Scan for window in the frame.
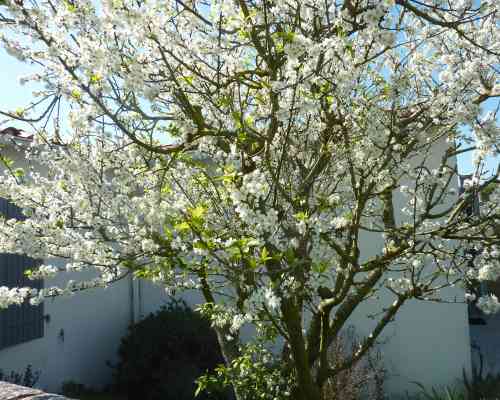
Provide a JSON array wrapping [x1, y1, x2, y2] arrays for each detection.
[[459, 175, 489, 325], [0, 198, 44, 349]]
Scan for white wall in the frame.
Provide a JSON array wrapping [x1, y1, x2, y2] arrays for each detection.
[[0, 273, 131, 392], [349, 284, 471, 396], [347, 136, 472, 396]]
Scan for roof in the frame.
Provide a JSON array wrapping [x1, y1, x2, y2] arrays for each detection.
[[0, 127, 34, 141]]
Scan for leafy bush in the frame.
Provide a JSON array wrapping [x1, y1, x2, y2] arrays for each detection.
[[463, 347, 500, 400], [196, 341, 293, 400], [109, 299, 229, 400], [407, 383, 465, 400], [61, 380, 94, 397], [0, 364, 40, 387], [61, 380, 126, 400]]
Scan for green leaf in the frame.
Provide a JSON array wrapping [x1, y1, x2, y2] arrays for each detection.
[[58, 180, 69, 192], [237, 130, 247, 142], [90, 73, 102, 83], [183, 76, 194, 85], [237, 29, 251, 41], [248, 258, 257, 269], [313, 262, 328, 273], [260, 247, 271, 263], [0, 155, 14, 168], [217, 95, 231, 108], [294, 211, 308, 221], [284, 248, 295, 264], [71, 89, 81, 100], [190, 205, 207, 220], [63, 0, 77, 12], [345, 43, 355, 58], [174, 221, 191, 232]]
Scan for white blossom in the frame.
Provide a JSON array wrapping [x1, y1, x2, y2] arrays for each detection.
[[477, 295, 500, 315]]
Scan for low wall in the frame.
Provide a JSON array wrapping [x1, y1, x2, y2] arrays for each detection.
[[0, 381, 72, 399]]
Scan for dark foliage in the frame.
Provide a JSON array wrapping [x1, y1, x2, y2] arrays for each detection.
[[0, 364, 40, 388], [463, 345, 500, 400], [61, 380, 92, 397], [109, 299, 229, 400]]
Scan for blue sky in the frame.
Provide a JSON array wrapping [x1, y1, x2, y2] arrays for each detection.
[[0, 48, 497, 177], [0, 47, 40, 119]]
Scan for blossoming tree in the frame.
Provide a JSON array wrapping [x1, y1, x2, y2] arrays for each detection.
[[0, 0, 499, 398]]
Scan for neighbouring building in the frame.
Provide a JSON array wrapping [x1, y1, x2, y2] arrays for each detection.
[[459, 174, 500, 375]]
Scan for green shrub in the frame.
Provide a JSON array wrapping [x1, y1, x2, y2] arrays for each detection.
[[61, 380, 92, 397], [0, 364, 40, 388], [407, 383, 465, 400], [196, 341, 293, 400], [463, 348, 500, 400], [61, 380, 127, 400], [109, 299, 229, 400]]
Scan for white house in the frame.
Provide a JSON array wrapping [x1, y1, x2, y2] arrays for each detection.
[[0, 127, 472, 396]]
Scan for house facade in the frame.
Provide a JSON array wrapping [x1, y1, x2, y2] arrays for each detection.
[[0, 127, 472, 395]]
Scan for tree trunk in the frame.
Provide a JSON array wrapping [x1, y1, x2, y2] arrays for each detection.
[[281, 299, 323, 400], [213, 326, 243, 400]]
